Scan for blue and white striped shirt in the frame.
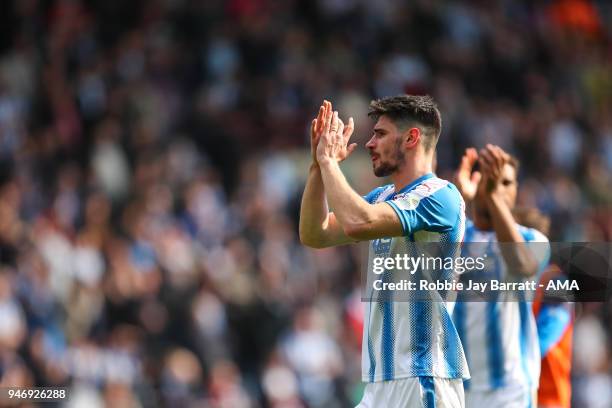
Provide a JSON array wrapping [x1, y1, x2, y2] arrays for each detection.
[[362, 173, 470, 382], [452, 220, 549, 391]]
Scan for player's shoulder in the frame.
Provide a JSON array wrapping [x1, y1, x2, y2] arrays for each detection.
[[395, 176, 459, 200], [410, 176, 450, 197], [393, 177, 464, 228], [410, 177, 463, 211], [517, 224, 549, 243]]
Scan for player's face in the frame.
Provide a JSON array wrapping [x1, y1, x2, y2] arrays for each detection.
[[496, 163, 518, 208], [365, 116, 406, 177]]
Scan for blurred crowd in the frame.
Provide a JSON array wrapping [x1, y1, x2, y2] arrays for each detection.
[[0, 0, 611, 407]]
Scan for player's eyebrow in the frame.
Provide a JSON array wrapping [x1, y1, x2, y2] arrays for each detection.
[[373, 127, 387, 135]]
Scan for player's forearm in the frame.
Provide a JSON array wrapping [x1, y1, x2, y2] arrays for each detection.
[[318, 159, 374, 238], [486, 194, 538, 276], [299, 164, 331, 247]]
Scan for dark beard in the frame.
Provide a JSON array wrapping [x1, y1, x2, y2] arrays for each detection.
[[373, 161, 399, 177], [372, 138, 405, 177]]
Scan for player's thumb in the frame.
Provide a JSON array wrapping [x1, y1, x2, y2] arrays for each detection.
[[347, 143, 358, 156], [471, 171, 482, 185]]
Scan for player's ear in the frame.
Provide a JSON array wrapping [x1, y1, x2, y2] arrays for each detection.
[[405, 127, 420, 149]]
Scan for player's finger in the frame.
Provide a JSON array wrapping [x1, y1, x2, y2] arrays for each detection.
[[495, 146, 510, 165], [323, 104, 333, 133], [484, 147, 501, 175], [319, 102, 328, 131], [337, 119, 345, 142], [458, 155, 469, 174], [490, 144, 506, 165], [486, 144, 502, 164], [500, 148, 511, 163], [461, 151, 473, 168], [478, 156, 492, 175], [460, 148, 476, 172], [491, 146, 506, 175], [315, 106, 325, 133], [343, 117, 355, 141], [467, 148, 479, 164], [478, 149, 489, 166], [479, 148, 496, 167], [346, 143, 358, 157], [317, 102, 325, 121], [320, 101, 327, 127], [330, 111, 339, 133], [471, 171, 482, 186], [311, 119, 317, 139]]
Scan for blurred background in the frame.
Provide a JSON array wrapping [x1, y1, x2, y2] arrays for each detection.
[[0, 0, 610, 406]]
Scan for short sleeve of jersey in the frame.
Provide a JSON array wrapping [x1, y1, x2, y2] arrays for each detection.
[[520, 226, 551, 277], [386, 183, 463, 236]]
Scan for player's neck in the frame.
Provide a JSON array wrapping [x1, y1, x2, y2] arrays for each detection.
[[391, 155, 433, 192], [473, 218, 492, 231], [472, 206, 493, 230]]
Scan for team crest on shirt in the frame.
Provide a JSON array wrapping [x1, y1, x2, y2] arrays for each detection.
[[393, 193, 421, 210]]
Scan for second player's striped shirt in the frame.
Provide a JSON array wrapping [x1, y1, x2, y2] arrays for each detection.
[[452, 220, 549, 392]]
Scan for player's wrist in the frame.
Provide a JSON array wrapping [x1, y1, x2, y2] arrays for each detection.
[[317, 157, 338, 168], [484, 190, 505, 208], [483, 177, 505, 196], [460, 191, 475, 202]]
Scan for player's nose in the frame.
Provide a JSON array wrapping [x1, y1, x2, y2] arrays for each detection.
[[365, 136, 376, 149]]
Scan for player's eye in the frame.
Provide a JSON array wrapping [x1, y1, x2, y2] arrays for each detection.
[[373, 128, 386, 136]]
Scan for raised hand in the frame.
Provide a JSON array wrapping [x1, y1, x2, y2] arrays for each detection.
[[310, 101, 329, 165], [315, 102, 357, 164], [478, 144, 510, 193], [454, 148, 482, 201], [316, 110, 357, 164]]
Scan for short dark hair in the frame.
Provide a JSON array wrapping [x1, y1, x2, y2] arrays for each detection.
[[368, 94, 442, 151]]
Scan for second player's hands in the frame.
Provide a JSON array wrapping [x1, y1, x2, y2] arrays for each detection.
[[454, 148, 482, 202], [478, 144, 510, 195]]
